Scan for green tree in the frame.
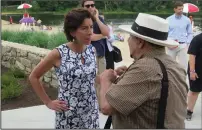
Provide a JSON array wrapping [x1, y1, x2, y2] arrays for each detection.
[[30, 0, 40, 12]]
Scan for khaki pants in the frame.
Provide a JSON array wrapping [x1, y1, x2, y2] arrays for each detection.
[[166, 44, 188, 71], [95, 56, 106, 109]]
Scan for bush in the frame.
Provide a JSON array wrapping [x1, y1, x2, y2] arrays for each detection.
[[24, 32, 49, 48], [47, 32, 67, 49], [11, 67, 26, 78], [1, 70, 23, 100], [2, 30, 67, 49], [1, 71, 16, 88], [2, 83, 23, 100]]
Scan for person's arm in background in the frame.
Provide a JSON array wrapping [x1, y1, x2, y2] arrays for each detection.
[[107, 34, 115, 43], [91, 33, 106, 41], [189, 54, 198, 80], [107, 25, 115, 43], [166, 16, 178, 49], [189, 54, 196, 73], [94, 9, 110, 37], [186, 20, 193, 44]]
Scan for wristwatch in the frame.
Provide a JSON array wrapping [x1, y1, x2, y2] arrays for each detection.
[[190, 70, 196, 73]]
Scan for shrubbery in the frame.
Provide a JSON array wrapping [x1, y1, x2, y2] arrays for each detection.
[[1, 67, 26, 100], [2, 30, 67, 49]]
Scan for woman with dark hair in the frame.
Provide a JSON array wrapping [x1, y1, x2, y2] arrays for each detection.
[[29, 8, 99, 129]]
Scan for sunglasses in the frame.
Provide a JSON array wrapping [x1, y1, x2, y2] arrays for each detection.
[[85, 4, 95, 8]]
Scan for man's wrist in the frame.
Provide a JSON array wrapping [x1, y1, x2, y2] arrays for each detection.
[[95, 16, 100, 21], [190, 70, 195, 73], [100, 77, 111, 83], [100, 77, 112, 86]]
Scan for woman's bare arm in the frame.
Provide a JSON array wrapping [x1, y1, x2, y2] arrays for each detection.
[[29, 49, 60, 105]]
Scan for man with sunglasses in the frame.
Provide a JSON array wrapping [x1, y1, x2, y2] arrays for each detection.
[[81, 0, 110, 109]]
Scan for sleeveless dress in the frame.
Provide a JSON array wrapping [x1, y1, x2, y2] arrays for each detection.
[[54, 44, 99, 129]]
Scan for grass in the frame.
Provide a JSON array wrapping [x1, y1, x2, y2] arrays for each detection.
[[1, 67, 25, 100], [2, 30, 67, 50]]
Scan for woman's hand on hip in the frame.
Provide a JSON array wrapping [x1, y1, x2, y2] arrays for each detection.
[[46, 100, 69, 112]]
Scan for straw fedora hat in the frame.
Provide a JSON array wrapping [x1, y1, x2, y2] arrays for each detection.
[[119, 13, 179, 47]]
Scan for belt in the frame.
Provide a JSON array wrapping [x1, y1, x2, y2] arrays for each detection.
[[97, 56, 104, 58]]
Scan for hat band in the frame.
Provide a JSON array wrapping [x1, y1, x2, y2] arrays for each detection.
[[131, 22, 168, 40]]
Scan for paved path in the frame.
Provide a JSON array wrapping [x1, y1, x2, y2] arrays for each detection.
[[2, 62, 201, 129], [2, 94, 201, 129]]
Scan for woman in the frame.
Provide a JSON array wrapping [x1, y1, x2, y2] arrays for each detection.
[[23, 11, 29, 18], [29, 8, 99, 129], [187, 33, 202, 121]]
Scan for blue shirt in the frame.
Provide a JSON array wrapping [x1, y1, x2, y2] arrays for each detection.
[[166, 14, 193, 44], [91, 16, 107, 57]]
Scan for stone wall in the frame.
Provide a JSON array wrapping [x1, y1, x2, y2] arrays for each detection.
[[1, 40, 59, 88]]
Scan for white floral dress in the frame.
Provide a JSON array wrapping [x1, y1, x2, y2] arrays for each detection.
[[54, 44, 99, 129]]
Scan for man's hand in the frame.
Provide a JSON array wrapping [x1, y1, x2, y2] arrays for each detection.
[[94, 9, 99, 20], [100, 69, 117, 83], [115, 66, 127, 76], [190, 72, 199, 81]]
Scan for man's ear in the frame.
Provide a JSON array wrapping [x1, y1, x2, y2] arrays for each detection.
[[138, 38, 145, 49]]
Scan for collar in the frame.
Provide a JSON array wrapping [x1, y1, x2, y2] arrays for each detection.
[[134, 47, 166, 60], [174, 14, 182, 19]]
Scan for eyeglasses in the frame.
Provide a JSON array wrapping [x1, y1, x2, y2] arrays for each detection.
[[84, 4, 95, 8]]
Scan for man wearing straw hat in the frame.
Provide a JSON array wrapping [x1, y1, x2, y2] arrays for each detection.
[[99, 13, 188, 129]]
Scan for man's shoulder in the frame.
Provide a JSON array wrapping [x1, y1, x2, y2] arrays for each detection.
[[166, 14, 174, 20], [135, 57, 158, 66], [129, 57, 161, 75], [195, 33, 202, 39], [192, 33, 202, 43], [182, 15, 190, 21]]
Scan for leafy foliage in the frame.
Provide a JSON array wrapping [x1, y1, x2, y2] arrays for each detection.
[[2, 30, 67, 50], [1, 70, 23, 100]]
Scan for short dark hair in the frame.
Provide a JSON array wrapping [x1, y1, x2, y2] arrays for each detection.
[[64, 8, 94, 41], [81, 0, 95, 7], [174, 1, 184, 8]]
